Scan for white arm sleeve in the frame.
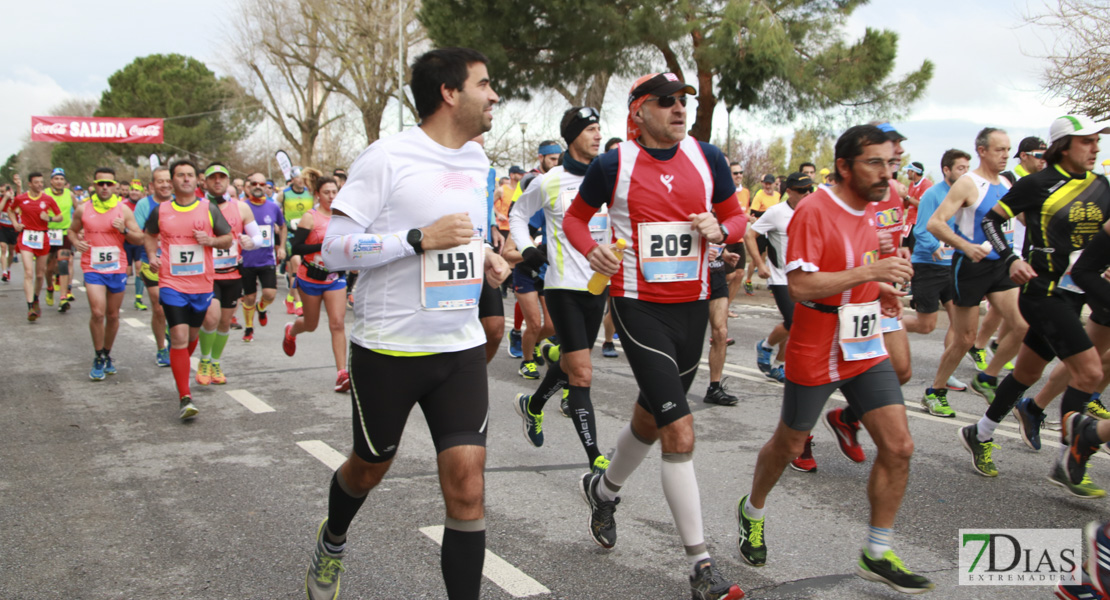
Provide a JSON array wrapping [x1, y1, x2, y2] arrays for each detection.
[[509, 175, 544, 251], [243, 220, 265, 247], [321, 213, 414, 271]]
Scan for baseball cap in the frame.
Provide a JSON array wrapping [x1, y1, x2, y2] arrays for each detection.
[[785, 172, 813, 190], [628, 73, 697, 106], [204, 164, 230, 178], [904, 162, 924, 174], [508, 165, 525, 175], [761, 174, 776, 184], [875, 122, 907, 142], [1049, 115, 1110, 144], [1013, 136, 1047, 158], [50, 167, 66, 178], [819, 167, 830, 176], [74, 185, 83, 190]]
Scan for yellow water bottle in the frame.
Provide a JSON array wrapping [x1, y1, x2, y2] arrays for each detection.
[[588, 238, 626, 295]]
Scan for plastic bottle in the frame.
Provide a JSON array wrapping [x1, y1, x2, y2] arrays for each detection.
[[587, 238, 626, 295]]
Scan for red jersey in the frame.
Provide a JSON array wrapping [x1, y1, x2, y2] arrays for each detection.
[[213, 198, 244, 281], [784, 187, 884, 385], [80, 202, 128, 275], [12, 192, 61, 231], [873, 185, 905, 258], [905, 177, 932, 226], [297, 209, 337, 284]]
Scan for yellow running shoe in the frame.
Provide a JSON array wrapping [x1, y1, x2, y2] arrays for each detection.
[[195, 360, 212, 386], [210, 361, 226, 385]]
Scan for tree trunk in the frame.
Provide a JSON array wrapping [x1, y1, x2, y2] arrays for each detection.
[[689, 27, 716, 142], [360, 101, 387, 144], [584, 71, 611, 112]]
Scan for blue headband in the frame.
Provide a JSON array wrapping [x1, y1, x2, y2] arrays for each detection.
[[538, 144, 562, 156]]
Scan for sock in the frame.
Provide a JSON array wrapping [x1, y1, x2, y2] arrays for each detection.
[[198, 327, 216, 361], [985, 374, 1028, 422], [660, 454, 708, 572], [1027, 401, 1044, 416], [743, 496, 765, 520], [976, 415, 999, 442], [134, 276, 144, 299], [842, 404, 860, 425], [27, 301, 33, 310], [286, 292, 294, 302], [96, 348, 106, 359], [528, 361, 567, 413], [566, 386, 601, 464], [866, 525, 893, 557], [442, 519, 485, 600], [1079, 415, 1106, 448], [259, 298, 269, 312], [1063, 385, 1091, 418], [598, 421, 654, 501], [325, 470, 368, 544], [990, 340, 1000, 353], [211, 330, 230, 361], [708, 381, 721, 391], [977, 372, 998, 386], [242, 302, 255, 328], [514, 303, 523, 330], [760, 339, 773, 351], [170, 348, 191, 398], [187, 336, 198, 355]]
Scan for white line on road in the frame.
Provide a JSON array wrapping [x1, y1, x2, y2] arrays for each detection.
[[78, 286, 86, 292], [146, 335, 156, 343], [419, 525, 551, 598], [123, 317, 144, 328], [297, 440, 346, 470], [226, 389, 275, 413]]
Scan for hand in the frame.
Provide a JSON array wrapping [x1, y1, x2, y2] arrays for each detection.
[[491, 228, 505, 252], [521, 246, 546, 270], [897, 246, 911, 260], [878, 231, 895, 255], [757, 265, 770, 279], [723, 250, 740, 268], [932, 248, 945, 262], [587, 243, 622, 276], [869, 256, 914, 284], [194, 230, 215, 246], [148, 256, 161, 274], [484, 247, 510, 287], [688, 212, 723, 243], [74, 240, 90, 253], [240, 233, 255, 251], [111, 217, 126, 233], [879, 283, 905, 319], [890, 179, 908, 199], [421, 213, 475, 250], [1008, 258, 1037, 285], [276, 245, 286, 262], [14, 223, 23, 232], [962, 242, 989, 263], [707, 246, 720, 261], [39, 211, 53, 223]]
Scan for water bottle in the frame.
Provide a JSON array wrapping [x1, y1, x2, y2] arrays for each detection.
[[587, 239, 626, 295]]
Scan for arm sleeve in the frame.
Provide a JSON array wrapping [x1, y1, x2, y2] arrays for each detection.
[[565, 194, 601, 256], [290, 226, 320, 256], [712, 194, 748, 244], [700, 142, 738, 204], [576, 152, 618, 209], [144, 206, 160, 235], [509, 174, 545, 250], [981, 208, 1016, 263], [320, 213, 415, 271], [243, 220, 265, 247], [209, 203, 232, 236], [1073, 229, 1110, 313]]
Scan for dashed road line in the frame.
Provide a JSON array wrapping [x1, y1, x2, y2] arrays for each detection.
[[123, 317, 144, 328], [297, 440, 346, 470], [420, 525, 551, 598], [226, 389, 275, 413]]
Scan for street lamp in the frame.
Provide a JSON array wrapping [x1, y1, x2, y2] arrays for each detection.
[[520, 122, 528, 167]]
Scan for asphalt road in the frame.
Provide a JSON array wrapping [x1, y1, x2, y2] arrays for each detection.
[[0, 269, 1103, 600]]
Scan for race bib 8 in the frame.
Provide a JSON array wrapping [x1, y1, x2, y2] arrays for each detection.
[[259, 224, 273, 248], [169, 243, 205, 276], [91, 246, 120, 272], [638, 222, 701, 282], [47, 229, 64, 247], [21, 230, 44, 250], [213, 241, 239, 270], [421, 238, 483, 310], [837, 301, 888, 361]]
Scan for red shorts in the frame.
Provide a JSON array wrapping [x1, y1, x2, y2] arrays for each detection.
[[16, 230, 51, 257]]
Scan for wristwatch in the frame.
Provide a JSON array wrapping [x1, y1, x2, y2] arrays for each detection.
[[407, 228, 424, 254], [719, 224, 729, 241]]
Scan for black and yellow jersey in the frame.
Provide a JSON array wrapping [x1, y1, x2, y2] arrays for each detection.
[[997, 164, 1110, 295]]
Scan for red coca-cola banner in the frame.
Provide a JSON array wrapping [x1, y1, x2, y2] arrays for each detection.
[[30, 116, 164, 144]]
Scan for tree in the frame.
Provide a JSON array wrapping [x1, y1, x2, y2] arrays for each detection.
[[1026, 0, 1110, 120], [96, 53, 260, 161], [0, 154, 18, 185], [787, 127, 822, 171], [766, 137, 788, 177]]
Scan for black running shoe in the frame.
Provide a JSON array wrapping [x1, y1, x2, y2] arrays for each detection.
[[704, 382, 739, 406], [579, 472, 619, 549], [855, 549, 935, 594], [690, 558, 745, 600], [735, 495, 766, 567]]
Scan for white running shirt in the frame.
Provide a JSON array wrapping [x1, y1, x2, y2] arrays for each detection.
[[750, 200, 794, 286]]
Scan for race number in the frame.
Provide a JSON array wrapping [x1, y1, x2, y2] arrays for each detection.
[[21, 230, 44, 250], [421, 238, 483, 310], [90, 246, 120, 272], [213, 241, 239, 270], [47, 229, 64, 247], [169, 244, 205, 276], [258, 224, 273, 248], [837, 301, 888, 361], [637, 222, 701, 282]]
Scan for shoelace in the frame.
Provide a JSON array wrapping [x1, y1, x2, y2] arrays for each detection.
[[1090, 399, 1110, 417], [696, 562, 729, 587], [882, 551, 913, 575], [532, 412, 543, 434], [313, 554, 345, 584], [981, 442, 1001, 462], [595, 498, 619, 528], [748, 518, 764, 546]]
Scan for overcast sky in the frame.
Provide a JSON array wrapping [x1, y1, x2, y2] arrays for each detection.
[[2, 0, 1102, 179]]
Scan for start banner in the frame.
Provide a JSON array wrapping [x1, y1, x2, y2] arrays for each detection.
[[31, 116, 164, 144]]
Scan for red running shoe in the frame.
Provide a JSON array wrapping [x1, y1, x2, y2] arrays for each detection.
[[335, 369, 351, 393], [823, 407, 866, 463], [283, 323, 296, 357], [284, 297, 295, 314], [789, 435, 817, 472], [258, 309, 268, 327]]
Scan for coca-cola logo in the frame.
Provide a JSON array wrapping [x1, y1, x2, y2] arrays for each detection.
[[129, 124, 161, 137], [32, 122, 67, 135]]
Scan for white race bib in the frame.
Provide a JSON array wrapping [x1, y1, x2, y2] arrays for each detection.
[[837, 301, 888, 361], [880, 316, 903, 333], [47, 229, 64, 247], [939, 242, 955, 262], [637, 222, 701, 282], [259, 224, 273, 248], [1058, 250, 1084, 294], [169, 244, 205, 276], [213, 241, 239, 270], [0, 211, 12, 225], [21, 230, 44, 250], [91, 246, 120, 272], [421, 238, 483, 310]]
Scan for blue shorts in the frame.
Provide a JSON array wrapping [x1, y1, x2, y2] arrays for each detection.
[[512, 264, 543, 295], [159, 287, 215, 313], [124, 243, 145, 266], [84, 272, 128, 294], [297, 276, 346, 296]]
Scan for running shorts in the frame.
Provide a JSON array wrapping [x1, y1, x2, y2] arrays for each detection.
[[952, 255, 1017, 307], [212, 278, 243, 309], [0, 227, 15, 246], [769, 284, 794, 330], [1019, 291, 1093, 362], [239, 265, 278, 296], [611, 296, 709, 428], [124, 243, 144, 267], [160, 287, 213, 328], [782, 359, 903, 431], [349, 343, 488, 463], [725, 243, 746, 273], [544, 288, 607, 354], [297, 276, 346, 296], [512, 264, 543, 296], [17, 230, 51, 258], [478, 279, 504, 319], [709, 271, 729, 301], [84, 272, 127, 294], [910, 263, 954, 314]]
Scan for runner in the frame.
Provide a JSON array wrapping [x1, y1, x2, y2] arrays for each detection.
[[903, 161, 931, 253], [133, 167, 174, 366], [905, 149, 974, 416], [8, 172, 62, 321], [43, 168, 76, 313], [743, 174, 781, 295], [279, 167, 314, 316], [142, 159, 234, 421], [124, 181, 149, 310], [509, 105, 612, 471], [281, 168, 350, 392], [301, 47, 509, 600], [68, 174, 144, 379], [959, 115, 1110, 495], [472, 134, 506, 364], [924, 128, 1028, 410], [724, 162, 752, 319], [564, 71, 748, 600], [705, 241, 742, 406], [195, 163, 262, 387], [239, 172, 286, 343], [0, 184, 15, 282], [735, 124, 933, 594]]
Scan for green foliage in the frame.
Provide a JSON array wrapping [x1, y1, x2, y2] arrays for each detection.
[[766, 137, 788, 177], [96, 54, 260, 160], [50, 142, 119, 189], [0, 154, 18, 185]]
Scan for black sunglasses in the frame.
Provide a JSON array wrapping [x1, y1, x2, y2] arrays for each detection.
[[647, 95, 687, 108]]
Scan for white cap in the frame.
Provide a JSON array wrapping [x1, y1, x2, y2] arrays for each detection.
[[1048, 115, 1110, 144]]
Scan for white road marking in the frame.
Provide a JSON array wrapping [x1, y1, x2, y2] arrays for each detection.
[[420, 525, 551, 597], [296, 440, 346, 470], [123, 317, 144, 328], [146, 335, 156, 343], [78, 286, 86, 292], [190, 357, 199, 372], [226, 389, 275, 413]]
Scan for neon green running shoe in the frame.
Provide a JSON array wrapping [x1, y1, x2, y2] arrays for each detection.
[[856, 549, 935, 594]]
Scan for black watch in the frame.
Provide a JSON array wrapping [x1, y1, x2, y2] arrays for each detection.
[[407, 228, 424, 254]]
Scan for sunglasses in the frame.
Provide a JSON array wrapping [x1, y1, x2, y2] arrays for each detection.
[[94, 180, 117, 187], [248, 182, 266, 187], [646, 95, 687, 108], [576, 107, 600, 120], [1028, 151, 1045, 159], [731, 171, 743, 176]]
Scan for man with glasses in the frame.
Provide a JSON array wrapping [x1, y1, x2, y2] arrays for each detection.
[[565, 71, 749, 600], [239, 172, 286, 342], [924, 129, 1029, 459], [8, 172, 62, 321], [724, 162, 750, 317]]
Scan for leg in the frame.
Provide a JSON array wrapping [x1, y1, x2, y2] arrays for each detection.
[[103, 289, 124, 351], [323, 288, 348, 371], [481, 316, 503, 364], [975, 302, 1003, 350], [21, 251, 36, 302], [859, 404, 914, 529], [707, 297, 728, 384], [749, 419, 812, 508], [33, 252, 48, 299], [931, 305, 980, 389], [437, 445, 487, 600], [292, 292, 324, 335], [982, 288, 1027, 377], [87, 284, 108, 350], [518, 291, 542, 361], [148, 286, 166, 351]]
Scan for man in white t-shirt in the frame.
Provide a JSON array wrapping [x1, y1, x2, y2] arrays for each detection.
[[302, 47, 509, 600]]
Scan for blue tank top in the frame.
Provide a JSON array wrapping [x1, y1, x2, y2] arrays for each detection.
[[952, 172, 1010, 260]]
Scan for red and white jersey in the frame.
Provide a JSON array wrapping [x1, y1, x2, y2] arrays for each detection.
[[783, 187, 884, 385], [609, 137, 714, 303], [214, 198, 244, 281], [873, 185, 905, 258], [80, 203, 128, 275]]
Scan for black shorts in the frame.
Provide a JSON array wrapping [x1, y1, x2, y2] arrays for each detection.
[[756, 235, 769, 256], [709, 271, 729, 301], [952, 255, 1017, 307], [1019, 291, 1093, 361], [239, 265, 278, 296], [782, 359, 903, 431], [769, 284, 794, 330], [724, 243, 746, 273], [161, 301, 207, 329], [349, 343, 488, 463], [0, 227, 15, 246], [478, 279, 504, 319], [212, 277, 243, 309], [910, 263, 954, 314], [611, 297, 709, 428], [124, 243, 143, 267], [1090, 303, 1110, 328], [544, 288, 607, 354], [512, 264, 543, 296]]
